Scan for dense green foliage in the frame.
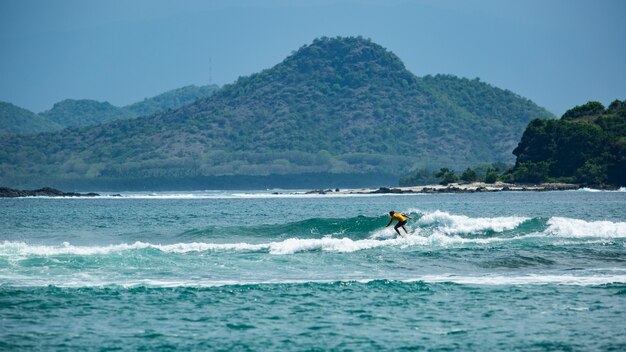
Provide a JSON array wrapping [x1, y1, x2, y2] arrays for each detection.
[[0, 37, 553, 189], [0, 102, 61, 134], [561, 101, 605, 120], [506, 99, 626, 185], [460, 168, 478, 183], [2, 85, 218, 134]]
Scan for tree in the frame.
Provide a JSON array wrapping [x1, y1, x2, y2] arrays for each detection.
[[576, 159, 608, 185], [484, 167, 499, 184], [460, 168, 477, 183], [508, 161, 551, 184], [435, 167, 459, 185]]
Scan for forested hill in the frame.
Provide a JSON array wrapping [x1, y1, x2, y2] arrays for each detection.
[[0, 84, 219, 134], [39, 99, 135, 128], [507, 100, 626, 186], [0, 36, 554, 190], [0, 102, 62, 134]]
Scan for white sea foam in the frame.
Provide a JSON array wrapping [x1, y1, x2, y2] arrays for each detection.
[[0, 240, 268, 256], [577, 187, 626, 192], [267, 237, 385, 254], [0, 233, 526, 259], [546, 217, 626, 238], [3, 274, 624, 288], [416, 210, 529, 235], [400, 273, 626, 286]]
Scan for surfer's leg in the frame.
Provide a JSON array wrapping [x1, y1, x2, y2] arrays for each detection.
[[394, 223, 403, 237], [396, 220, 408, 236]]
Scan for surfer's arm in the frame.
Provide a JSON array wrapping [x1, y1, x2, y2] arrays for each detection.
[[404, 214, 413, 220], [386, 219, 393, 227]]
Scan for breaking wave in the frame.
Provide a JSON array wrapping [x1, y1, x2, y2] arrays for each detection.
[[1, 211, 624, 257]]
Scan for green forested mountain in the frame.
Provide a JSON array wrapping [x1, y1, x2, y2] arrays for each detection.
[[506, 100, 626, 186], [1, 84, 219, 134], [0, 102, 61, 134], [0, 37, 554, 190]]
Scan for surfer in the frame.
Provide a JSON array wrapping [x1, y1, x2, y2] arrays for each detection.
[[386, 211, 412, 237]]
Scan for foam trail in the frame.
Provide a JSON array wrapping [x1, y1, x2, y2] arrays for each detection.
[[546, 217, 626, 238]]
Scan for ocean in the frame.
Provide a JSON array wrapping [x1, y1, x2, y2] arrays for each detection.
[[1, 190, 625, 350]]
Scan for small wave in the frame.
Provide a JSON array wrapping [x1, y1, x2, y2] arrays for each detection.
[[3, 274, 624, 288], [401, 273, 626, 286], [0, 232, 529, 259], [546, 217, 626, 238], [577, 187, 626, 192], [0, 241, 267, 256]]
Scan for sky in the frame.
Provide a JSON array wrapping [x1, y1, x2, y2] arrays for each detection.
[[0, 0, 624, 115]]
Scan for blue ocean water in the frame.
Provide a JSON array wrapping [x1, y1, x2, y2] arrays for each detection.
[[1, 190, 625, 350]]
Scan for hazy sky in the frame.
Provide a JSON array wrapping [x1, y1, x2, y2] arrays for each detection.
[[0, 0, 624, 115]]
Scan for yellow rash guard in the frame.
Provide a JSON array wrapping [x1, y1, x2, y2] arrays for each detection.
[[392, 213, 407, 222]]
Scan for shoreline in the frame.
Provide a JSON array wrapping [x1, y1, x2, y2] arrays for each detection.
[[2, 183, 623, 198], [309, 182, 588, 195]]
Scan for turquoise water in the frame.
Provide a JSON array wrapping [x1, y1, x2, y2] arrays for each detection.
[[1, 190, 625, 350]]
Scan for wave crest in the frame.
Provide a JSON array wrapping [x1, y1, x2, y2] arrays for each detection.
[[546, 217, 626, 238], [416, 210, 528, 235]]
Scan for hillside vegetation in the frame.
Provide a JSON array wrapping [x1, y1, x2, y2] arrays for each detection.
[[0, 84, 219, 134], [0, 102, 62, 134], [0, 37, 553, 189], [506, 100, 626, 186], [39, 100, 135, 128]]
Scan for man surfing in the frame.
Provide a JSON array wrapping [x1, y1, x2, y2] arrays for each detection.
[[386, 211, 413, 237]]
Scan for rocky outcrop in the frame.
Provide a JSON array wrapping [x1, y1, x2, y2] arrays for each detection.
[[0, 187, 99, 198], [355, 183, 582, 194]]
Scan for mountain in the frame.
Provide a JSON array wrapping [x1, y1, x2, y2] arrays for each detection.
[[0, 102, 61, 134], [39, 99, 135, 128], [1, 84, 219, 134], [126, 85, 220, 117], [0, 36, 554, 190], [506, 100, 626, 186]]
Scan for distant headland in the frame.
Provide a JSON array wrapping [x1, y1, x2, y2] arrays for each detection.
[[306, 182, 587, 195], [0, 187, 99, 198]]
